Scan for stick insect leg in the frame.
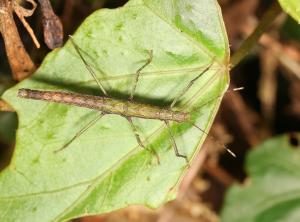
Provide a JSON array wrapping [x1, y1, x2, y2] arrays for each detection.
[[170, 59, 215, 108], [126, 117, 146, 149], [129, 50, 153, 100], [54, 112, 105, 153], [164, 120, 189, 164], [69, 35, 108, 96], [126, 117, 160, 164]]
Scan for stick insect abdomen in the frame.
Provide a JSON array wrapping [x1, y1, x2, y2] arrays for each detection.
[[18, 88, 190, 122]]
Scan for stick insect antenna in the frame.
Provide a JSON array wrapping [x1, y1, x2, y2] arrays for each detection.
[[129, 50, 153, 100], [69, 35, 108, 96], [189, 86, 244, 114], [170, 59, 215, 109], [179, 87, 244, 157], [191, 122, 236, 157]]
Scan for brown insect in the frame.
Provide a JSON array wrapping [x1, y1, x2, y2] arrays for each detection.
[[18, 37, 234, 163]]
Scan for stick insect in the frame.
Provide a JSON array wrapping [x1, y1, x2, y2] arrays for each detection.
[[18, 37, 233, 163]]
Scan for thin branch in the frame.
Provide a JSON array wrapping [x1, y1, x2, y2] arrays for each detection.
[[0, 0, 36, 81], [230, 1, 282, 67], [13, 0, 40, 48], [38, 0, 63, 49]]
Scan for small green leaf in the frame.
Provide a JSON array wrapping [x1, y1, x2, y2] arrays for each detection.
[[221, 134, 300, 222], [278, 0, 300, 23], [0, 112, 17, 143], [281, 16, 300, 41], [0, 0, 229, 221]]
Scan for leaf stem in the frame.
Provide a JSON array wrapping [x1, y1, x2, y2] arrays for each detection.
[[230, 1, 282, 67]]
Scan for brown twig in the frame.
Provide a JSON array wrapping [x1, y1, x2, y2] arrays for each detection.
[[260, 34, 300, 80], [13, 0, 40, 48], [0, 0, 36, 81], [258, 48, 278, 126], [204, 160, 235, 187], [178, 144, 209, 199], [38, 0, 63, 49]]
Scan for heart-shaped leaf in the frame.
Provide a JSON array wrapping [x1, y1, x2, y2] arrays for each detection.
[[278, 0, 300, 22], [221, 134, 300, 222], [0, 0, 229, 221]]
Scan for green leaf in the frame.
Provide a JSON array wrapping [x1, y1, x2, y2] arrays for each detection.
[[278, 0, 300, 23], [281, 16, 300, 41], [0, 112, 17, 143], [0, 0, 229, 221], [221, 134, 300, 222]]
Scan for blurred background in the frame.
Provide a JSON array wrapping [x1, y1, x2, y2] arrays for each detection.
[[0, 0, 300, 221]]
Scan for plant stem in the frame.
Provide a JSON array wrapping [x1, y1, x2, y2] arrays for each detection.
[[230, 1, 282, 68]]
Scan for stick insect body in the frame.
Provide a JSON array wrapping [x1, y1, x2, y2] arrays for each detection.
[[18, 89, 190, 123], [18, 37, 219, 163]]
